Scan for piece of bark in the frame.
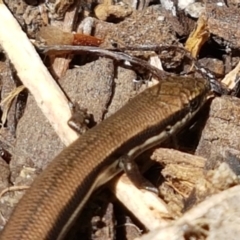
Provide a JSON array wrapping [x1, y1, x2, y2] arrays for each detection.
[[151, 148, 206, 216], [185, 14, 209, 58]]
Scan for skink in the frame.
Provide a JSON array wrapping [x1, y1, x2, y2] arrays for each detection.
[[0, 76, 211, 240]]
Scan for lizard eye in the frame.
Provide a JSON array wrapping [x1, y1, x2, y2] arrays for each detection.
[[190, 98, 200, 112]]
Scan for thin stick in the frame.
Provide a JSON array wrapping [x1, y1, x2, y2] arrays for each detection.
[[0, 1, 78, 145]]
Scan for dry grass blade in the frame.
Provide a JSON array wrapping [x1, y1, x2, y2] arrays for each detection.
[[0, 85, 25, 127]]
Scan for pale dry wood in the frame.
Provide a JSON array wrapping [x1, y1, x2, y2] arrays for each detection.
[[177, 181, 240, 223], [110, 174, 171, 231], [222, 61, 240, 89], [0, 2, 78, 145], [149, 55, 163, 86], [139, 185, 240, 240]]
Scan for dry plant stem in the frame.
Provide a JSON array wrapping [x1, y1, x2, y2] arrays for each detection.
[[42, 44, 229, 95], [139, 185, 240, 240], [0, 2, 78, 145], [52, 5, 78, 78], [0, 186, 29, 199], [42, 45, 167, 80], [0, 85, 25, 126], [110, 175, 170, 231]]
